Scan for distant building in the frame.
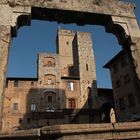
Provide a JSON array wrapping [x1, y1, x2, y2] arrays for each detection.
[[104, 50, 140, 122], [2, 29, 100, 132], [2, 29, 115, 132]]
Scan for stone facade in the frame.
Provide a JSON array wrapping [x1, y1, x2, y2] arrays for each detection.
[[104, 50, 140, 122], [2, 29, 99, 132], [2, 78, 39, 131]]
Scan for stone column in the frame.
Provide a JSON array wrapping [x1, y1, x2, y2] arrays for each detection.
[[129, 37, 140, 81], [0, 25, 11, 130], [111, 16, 140, 81], [0, 4, 31, 130], [110, 15, 140, 108]]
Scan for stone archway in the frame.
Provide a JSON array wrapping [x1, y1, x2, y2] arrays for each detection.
[[100, 103, 114, 123], [0, 0, 140, 130]]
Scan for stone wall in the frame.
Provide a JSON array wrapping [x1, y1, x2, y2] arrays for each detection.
[[2, 78, 38, 132], [75, 32, 98, 109], [1, 122, 140, 140], [0, 0, 135, 18]]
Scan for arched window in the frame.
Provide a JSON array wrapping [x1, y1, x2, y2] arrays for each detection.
[[101, 103, 113, 123], [44, 57, 55, 67], [44, 91, 56, 112], [44, 74, 56, 85], [44, 91, 56, 103]]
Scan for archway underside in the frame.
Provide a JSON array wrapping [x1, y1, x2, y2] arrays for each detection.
[[13, 7, 130, 46]]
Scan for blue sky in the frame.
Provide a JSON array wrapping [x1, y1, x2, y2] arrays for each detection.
[[7, 0, 140, 88]]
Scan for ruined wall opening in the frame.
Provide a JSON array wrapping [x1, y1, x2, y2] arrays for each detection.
[[8, 18, 122, 88], [1, 0, 140, 133], [8, 20, 58, 78]]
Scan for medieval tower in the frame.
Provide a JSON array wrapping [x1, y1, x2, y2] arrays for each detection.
[[2, 29, 98, 132]]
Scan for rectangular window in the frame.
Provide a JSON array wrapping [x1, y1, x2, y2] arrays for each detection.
[[48, 61, 52, 67], [48, 79, 52, 84], [67, 81, 74, 91], [86, 64, 89, 71], [119, 98, 125, 110], [31, 104, 36, 112], [128, 93, 135, 107], [14, 80, 19, 87], [68, 99, 76, 109], [13, 103, 18, 111], [48, 96, 52, 102]]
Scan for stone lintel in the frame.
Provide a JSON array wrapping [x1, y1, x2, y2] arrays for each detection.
[[0, 0, 136, 18]]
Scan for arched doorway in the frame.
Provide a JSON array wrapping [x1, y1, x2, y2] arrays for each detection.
[[100, 103, 115, 123], [44, 91, 56, 112]]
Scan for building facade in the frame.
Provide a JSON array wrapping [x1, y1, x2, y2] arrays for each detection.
[[104, 50, 140, 122], [2, 29, 100, 132]]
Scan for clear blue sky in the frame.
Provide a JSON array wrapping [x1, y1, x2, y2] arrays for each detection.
[[7, 0, 140, 88]]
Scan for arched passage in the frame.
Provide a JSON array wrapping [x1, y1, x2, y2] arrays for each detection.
[[100, 103, 114, 123]]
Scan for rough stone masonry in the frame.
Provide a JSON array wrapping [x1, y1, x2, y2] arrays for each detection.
[[0, 0, 140, 131]]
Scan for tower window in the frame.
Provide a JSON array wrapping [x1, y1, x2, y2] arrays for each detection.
[[66, 41, 69, 45], [31, 104, 36, 112], [48, 61, 52, 67], [86, 64, 89, 71], [13, 103, 18, 111], [44, 74, 56, 85], [48, 79, 52, 84], [48, 96, 53, 102], [44, 57, 55, 67], [67, 81, 75, 91]]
